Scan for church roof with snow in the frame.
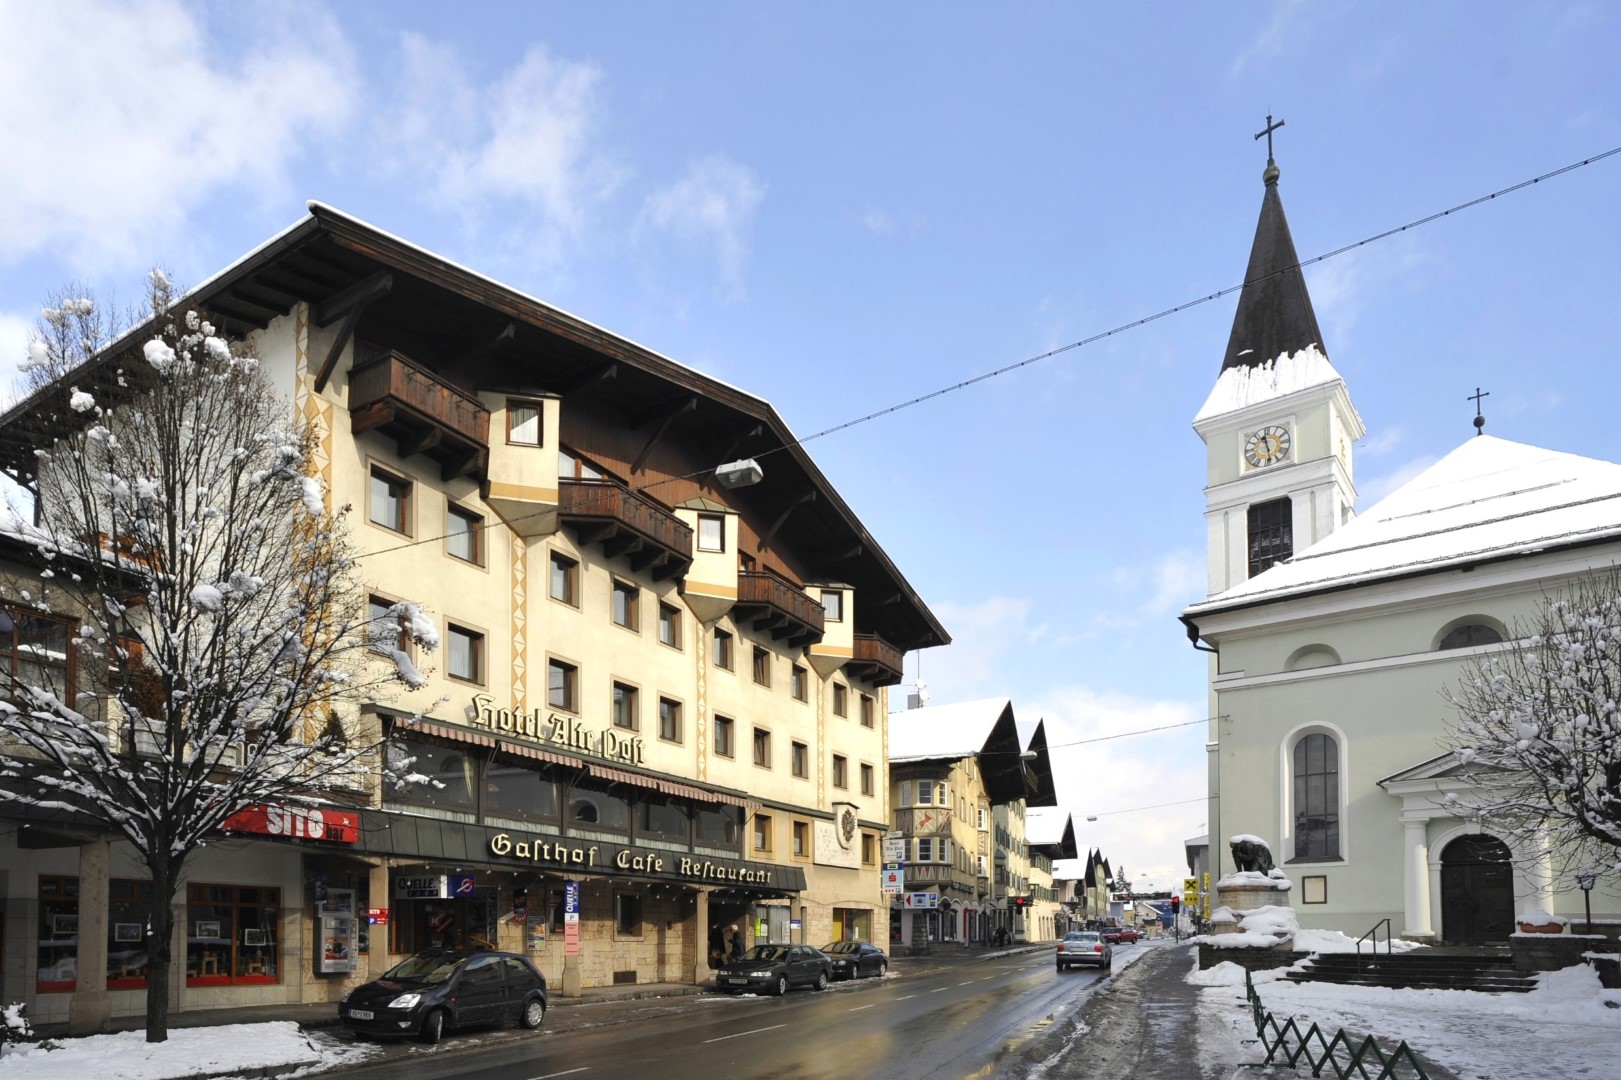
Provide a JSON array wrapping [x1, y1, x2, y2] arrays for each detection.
[[1184, 435, 1621, 616]]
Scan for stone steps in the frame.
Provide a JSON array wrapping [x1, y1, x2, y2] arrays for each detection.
[[1286, 950, 1537, 993]]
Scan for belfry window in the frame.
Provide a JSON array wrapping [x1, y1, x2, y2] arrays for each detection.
[[1247, 497, 1293, 577]]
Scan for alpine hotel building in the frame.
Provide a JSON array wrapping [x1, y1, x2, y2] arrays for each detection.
[[0, 203, 948, 1029]]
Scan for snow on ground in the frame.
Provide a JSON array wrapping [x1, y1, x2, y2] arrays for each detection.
[[0, 1021, 372, 1080], [1190, 959, 1621, 1079]]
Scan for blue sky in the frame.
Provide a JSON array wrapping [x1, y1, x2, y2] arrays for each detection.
[[3, 1, 1618, 892]]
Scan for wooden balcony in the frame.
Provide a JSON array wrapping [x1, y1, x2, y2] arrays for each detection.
[[847, 632, 904, 686], [735, 570, 825, 649], [349, 351, 489, 480], [559, 479, 692, 582]]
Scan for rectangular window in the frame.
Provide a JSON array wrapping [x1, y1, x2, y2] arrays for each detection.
[[186, 883, 281, 987], [917, 837, 934, 863], [832, 683, 848, 717], [753, 727, 770, 768], [861, 834, 875, 866], [790, 665, 807, 702], [615, 893, 643, 936], [791, 740, 808, 778], [714, 715, 734, 758], [1248, 496, 1294, 577], [508, 400, 543, 446], [366, 595, 403, 655], [753, 813, 772, 852], [821, 589, 843, 622], [713, 628, 734, 670], [548, 658, 578, 712], [658, 697, 682, 743], [612, 581, 639, 631], [612, 682, 638, 730], [549, 552, 578, 606], [792, 821, 809, 857], [916, 779, 934, 805], [832, 754, 848, 789], [368, 466, 410, 534], [752, 646, 770, 686], [447, 624, 483, 684], [36, 875, 79, 991], [860, 763, 874, 796], [446, 504, 482, 564], [697, 514, 725, 552], [658, 602, 682, 649], [860, 693, 874, 728]]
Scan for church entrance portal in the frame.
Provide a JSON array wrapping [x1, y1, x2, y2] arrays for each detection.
[[1440, 834, 1515, 943]]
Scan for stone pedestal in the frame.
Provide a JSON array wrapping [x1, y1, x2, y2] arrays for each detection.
[[1207, 871, 1296, 949]]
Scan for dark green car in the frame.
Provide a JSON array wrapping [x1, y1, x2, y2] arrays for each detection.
[[715, 944, 833, 995]]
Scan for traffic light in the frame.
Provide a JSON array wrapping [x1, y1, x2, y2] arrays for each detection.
[[1013, 896, 1027, 909], [1171, 896, 1181, 914]]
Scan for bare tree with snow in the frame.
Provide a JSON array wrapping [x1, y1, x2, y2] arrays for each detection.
[[1443, 570, 1621, 884], [0, 302, 435, 1042]]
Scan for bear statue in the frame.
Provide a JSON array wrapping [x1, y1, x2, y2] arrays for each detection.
[[1229, 836, 1276, 875]]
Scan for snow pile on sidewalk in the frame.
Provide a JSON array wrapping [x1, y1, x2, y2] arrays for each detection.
[[0, 1021, 370, 1080], [1188, 958, 1621, 1077]]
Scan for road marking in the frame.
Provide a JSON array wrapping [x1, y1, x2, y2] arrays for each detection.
[[959, 981, 975, 986], [705, 1024, 786, 1044], [848, 1003, 879, 1012], [528, 1070, 589, 1080], [896, 994, 916, 1000], [930, 987, 949, 993], [980, 977, 996, 982]]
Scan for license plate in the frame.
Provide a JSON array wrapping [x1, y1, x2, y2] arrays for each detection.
[[348, 1009, 374, 1020], [723, 976, 747, 984]]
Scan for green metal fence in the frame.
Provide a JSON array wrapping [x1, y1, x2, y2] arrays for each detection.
[[1241, 969, 1430, 1079]]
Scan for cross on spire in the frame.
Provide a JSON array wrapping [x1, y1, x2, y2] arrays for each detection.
[[1468, 386, 1490, 436], [1254, 114, 1285, 164]]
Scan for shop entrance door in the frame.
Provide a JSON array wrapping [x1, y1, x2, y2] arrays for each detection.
[[1440, 834, 1515, 943]]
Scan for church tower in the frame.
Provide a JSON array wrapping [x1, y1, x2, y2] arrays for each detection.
[[1193, 128, 1365, 598]]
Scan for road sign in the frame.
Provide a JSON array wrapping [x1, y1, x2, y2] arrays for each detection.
[[904, 891, 939, 909], [883, 838, 906, 863], [881, 866, 905, 893]]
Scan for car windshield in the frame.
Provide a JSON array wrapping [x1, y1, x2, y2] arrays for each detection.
[[383, 952, 467, 984], [821, 942, 860, 954], [1071, 933, 1100, 944], [739, 945, 785, 963]]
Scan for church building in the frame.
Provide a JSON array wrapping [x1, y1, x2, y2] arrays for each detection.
[[1181, 146, 1621, 942]]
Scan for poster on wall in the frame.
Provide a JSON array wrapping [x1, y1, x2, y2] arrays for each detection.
[[563, 879, 580, 956], [317, 888, 358, 974]]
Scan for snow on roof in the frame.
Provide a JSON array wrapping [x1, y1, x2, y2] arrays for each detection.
[[1187, 435, 1621, 615], [887, 697, 1010, 761], [1193, 344, 1344, 423], [1025, 805, 1069, 845]]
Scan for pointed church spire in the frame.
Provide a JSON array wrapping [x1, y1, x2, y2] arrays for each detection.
[[1221, 121, 1326, 372]]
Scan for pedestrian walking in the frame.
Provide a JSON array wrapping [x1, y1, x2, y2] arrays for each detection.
[[726, 923, 744, 963]]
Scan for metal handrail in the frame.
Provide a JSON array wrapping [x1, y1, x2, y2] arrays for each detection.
[[1354, 917, 1393, 974]]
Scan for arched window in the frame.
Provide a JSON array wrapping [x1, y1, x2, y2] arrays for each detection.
[[1292, 733, 1340, 860], [1286, 644, 1341, 671], [1438, 623, 1503, 650]]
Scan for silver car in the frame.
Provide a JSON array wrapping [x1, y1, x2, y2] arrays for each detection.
[[1056, 930, 1112, 971]]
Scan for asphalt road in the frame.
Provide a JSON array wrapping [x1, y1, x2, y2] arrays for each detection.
[[320, 945, 1124, 1080]]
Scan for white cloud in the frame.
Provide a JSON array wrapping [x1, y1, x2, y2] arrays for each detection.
[[859, 208, 897, 235], [916, 595, 1040, 701], [0, 0, 356, 271], [640, 156, 767, 298], [1356, 425, 1405, 457], [1230, 0, 1315, 79], [0, 311, 34, 407], [1107, 549, 1206, 622]]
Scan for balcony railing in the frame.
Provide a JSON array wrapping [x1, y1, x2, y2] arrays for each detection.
[[349, 350, 490, 480], [735, 570, 825, 649], [847, 632, 904, 686], [558, 479, 693, 582]]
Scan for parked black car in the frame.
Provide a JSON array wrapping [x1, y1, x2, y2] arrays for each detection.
[[339, 948, 547, 1043], [714, 944, 833, 995], [820, 940, 888, 980]]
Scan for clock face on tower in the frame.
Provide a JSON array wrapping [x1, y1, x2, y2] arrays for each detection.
[[1244, 424, 1292, 468]]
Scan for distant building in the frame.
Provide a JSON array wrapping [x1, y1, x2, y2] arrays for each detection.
[[887, 698, 1060, 949]]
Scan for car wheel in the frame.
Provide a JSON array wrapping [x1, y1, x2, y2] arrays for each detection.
[[814, 971, 829, 991], [875, 961, 887, 978], [773, 975, 789, 996], [521, 997, 546, 1029], [418, 1009, 447, 1045]]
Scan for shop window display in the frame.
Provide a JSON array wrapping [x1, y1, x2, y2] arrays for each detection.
[[36, 875, 79, 992], [186, 883, 280, 985], [107, 878, 154, 989]]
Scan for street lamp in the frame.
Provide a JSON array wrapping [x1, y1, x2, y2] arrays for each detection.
[[1577, 870, 1598, 935]]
